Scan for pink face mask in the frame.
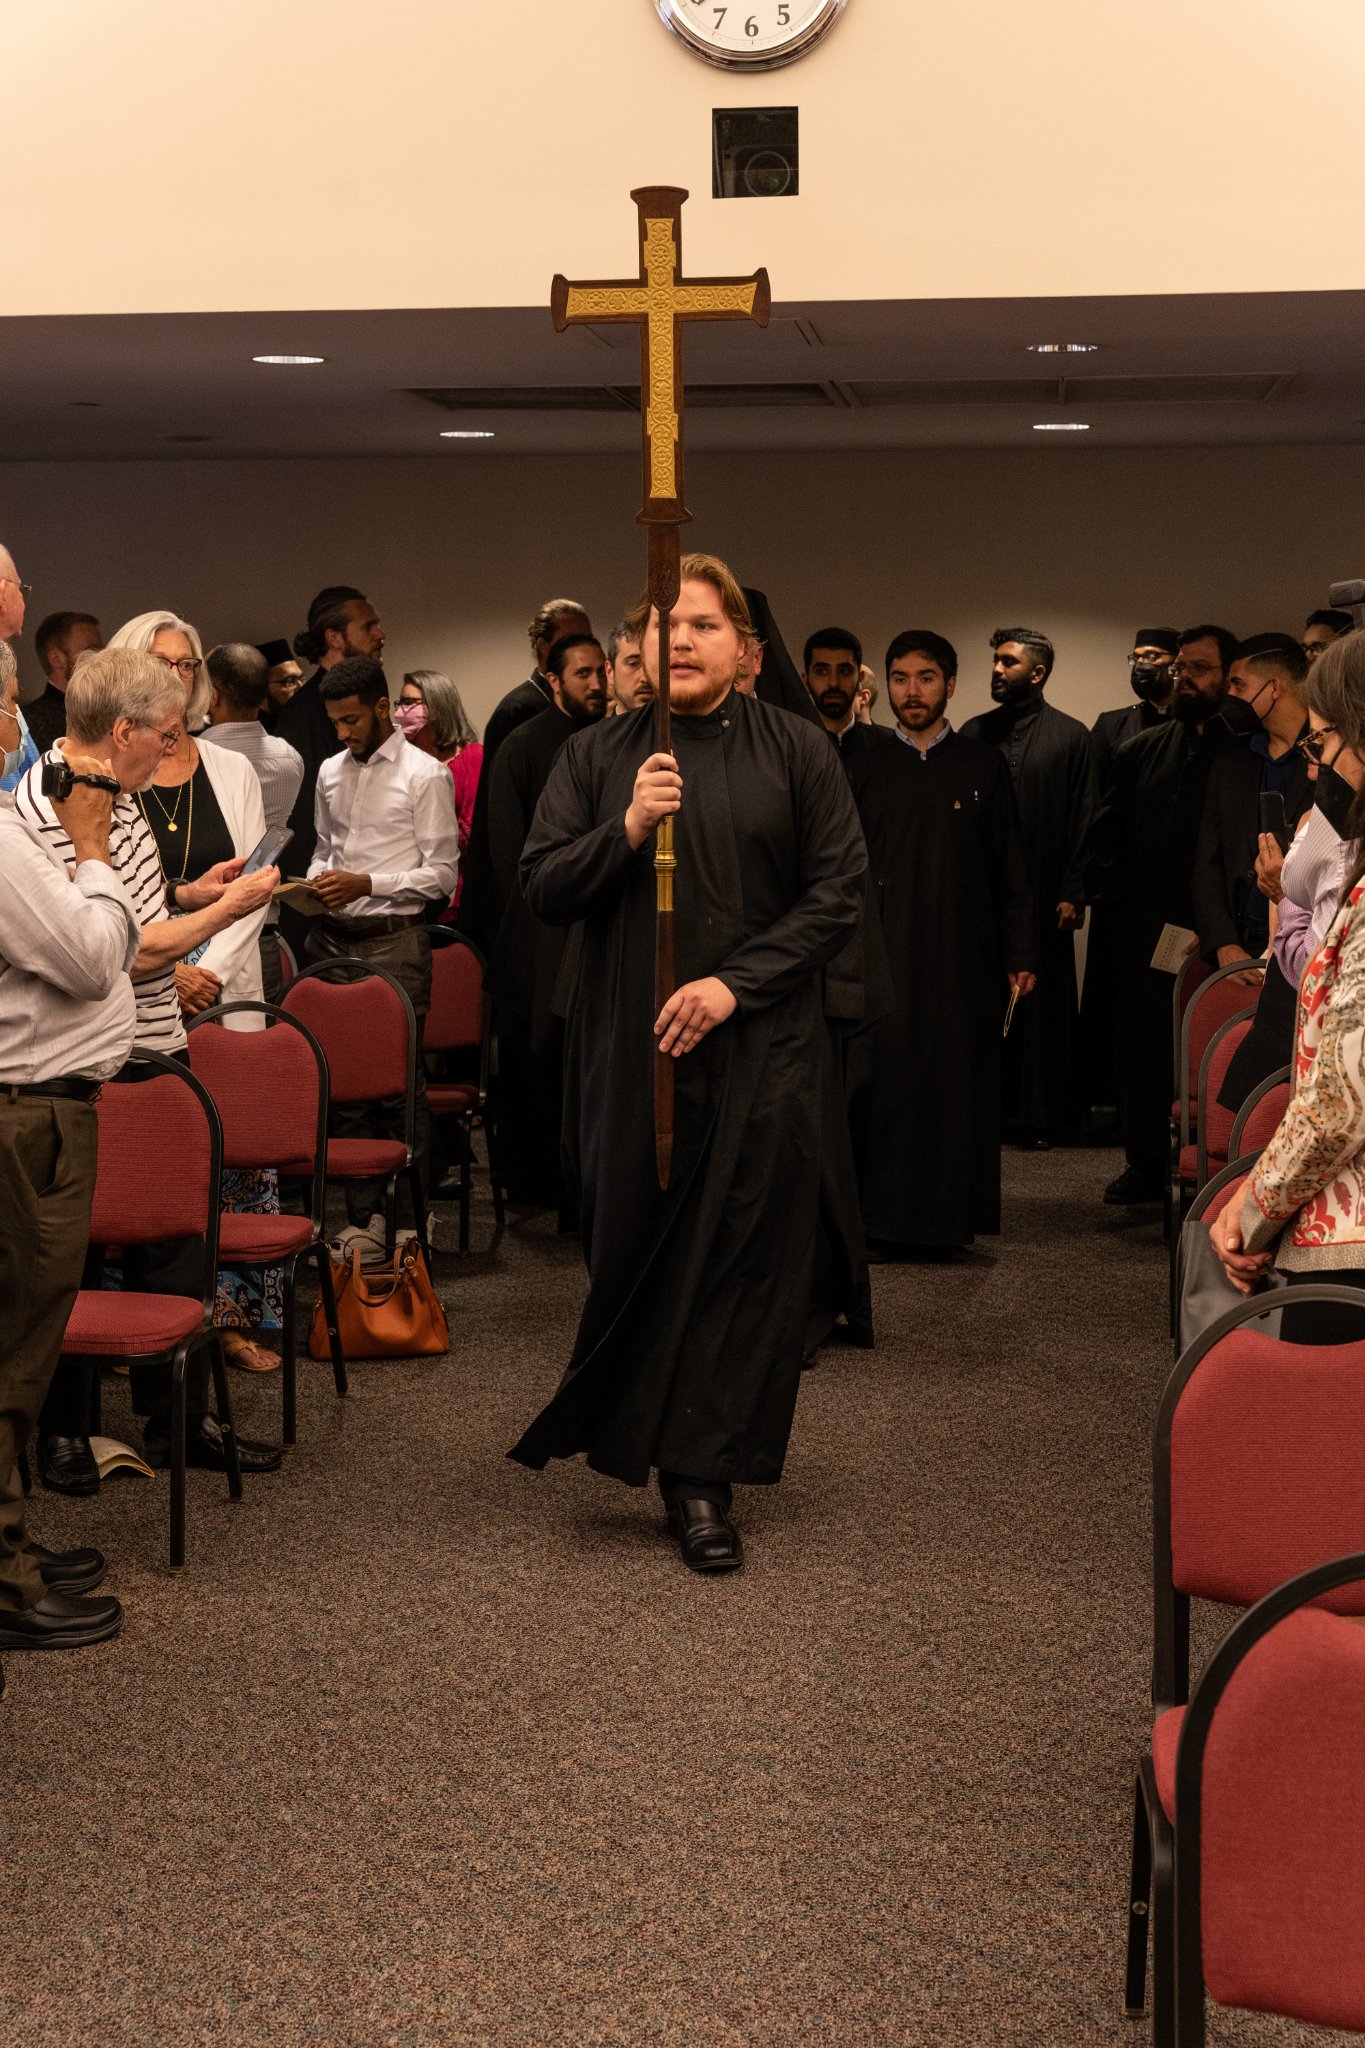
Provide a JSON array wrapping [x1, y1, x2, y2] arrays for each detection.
[[393, 701, 429, 738]]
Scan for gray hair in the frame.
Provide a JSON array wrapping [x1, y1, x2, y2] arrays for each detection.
[[0, 640, 16, 699], [402, 669, 478, 751], [65, 646, 183, 745], [107, 608, 210, 730]]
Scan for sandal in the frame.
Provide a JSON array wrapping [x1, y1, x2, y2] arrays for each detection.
[[220, 1332, 282, 1374]]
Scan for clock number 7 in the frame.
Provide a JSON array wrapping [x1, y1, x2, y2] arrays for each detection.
[[712, 6, 726, 27]]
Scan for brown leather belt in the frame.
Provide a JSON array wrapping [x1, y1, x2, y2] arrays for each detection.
[[320, 913, 425, 942]]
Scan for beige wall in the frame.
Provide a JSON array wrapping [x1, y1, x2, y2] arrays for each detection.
[[6, 443, 1359, 730], [9, 1, 1365, 314]]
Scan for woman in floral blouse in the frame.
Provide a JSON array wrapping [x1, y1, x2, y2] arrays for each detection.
[[1213, 630, 1365, 1321]]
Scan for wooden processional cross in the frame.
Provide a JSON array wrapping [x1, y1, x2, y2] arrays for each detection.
[[551, 186, 771, 1189]]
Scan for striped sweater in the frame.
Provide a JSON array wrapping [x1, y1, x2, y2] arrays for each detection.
[[13, 759, 186, 1055]]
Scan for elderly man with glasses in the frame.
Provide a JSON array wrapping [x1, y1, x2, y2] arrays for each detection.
[[0, 542, 30, 644]]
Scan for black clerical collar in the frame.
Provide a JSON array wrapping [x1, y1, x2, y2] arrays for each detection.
[[674, 687, 737, 729]]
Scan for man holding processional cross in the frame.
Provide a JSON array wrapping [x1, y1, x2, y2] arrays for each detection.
[[507, 190, 867, 1573]]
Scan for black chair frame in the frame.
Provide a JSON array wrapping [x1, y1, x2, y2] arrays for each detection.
[[425, 925, 505, 1251], [1226, 1061, 1292, 1161], [1171, 1549, 1365, 2048], [83, 1049, 243, 1570], [188, 1001, 347, 1446], [1126, 1285, 1365, 2040], [1168, 959, 1265, 1238], [286, 957, 430, 1267]]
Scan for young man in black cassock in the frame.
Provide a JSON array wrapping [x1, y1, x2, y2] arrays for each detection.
[[508, 555, 866, 1574], [961, 627, 1097, 1145], [486, 633, 607, 1215], [849, 631, 1036, 1250]]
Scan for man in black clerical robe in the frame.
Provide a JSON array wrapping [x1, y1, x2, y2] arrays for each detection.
[[458, 598, 591, 950], [486, 633, 606, 1216], [509, 557, 864, 1575], [850, 630, 1036, 1249], [1080, 629, 1179, 1118], [962, 628, 1097, 1144]]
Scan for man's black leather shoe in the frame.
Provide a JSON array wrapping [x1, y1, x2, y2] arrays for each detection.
[[37, 1433, 100, 1496], [142, 1415, 282, 1473], [1103, 1165, 1165, 1206], [0, 1590, 122, 1650], [24, 1542, 107, 1594], [667, 1498, 743, 1574]]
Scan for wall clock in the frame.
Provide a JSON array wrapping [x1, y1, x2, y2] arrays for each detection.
[[654, 0, 849, 71]]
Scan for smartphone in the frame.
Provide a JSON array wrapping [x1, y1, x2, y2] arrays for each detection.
[[241, 825, 293, 875], [1258, 792, 1290, 854]]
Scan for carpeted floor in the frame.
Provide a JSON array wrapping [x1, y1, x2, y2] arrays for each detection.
[[2, 1149, 1352, 2046]]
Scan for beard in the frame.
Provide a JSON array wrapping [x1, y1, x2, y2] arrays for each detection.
[[897, 693, 948, 731], [668, 667, 735, 712], [817, 687, 855, 720]]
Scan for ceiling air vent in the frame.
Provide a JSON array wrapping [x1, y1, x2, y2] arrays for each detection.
[[408, 382, 842, 414], [845, 373, 1294, 409]]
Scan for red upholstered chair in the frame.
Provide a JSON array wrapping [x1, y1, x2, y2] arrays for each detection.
[[1191, 1009, 1257, 1193], [422, 927, 504, 1251], [1228, 1063, 1291, 1162], [187, 1002, 346, 1445], [1126, 1285, 1365, 2042], [1171, 952, 1213, 1095], [1170, 963, 1264, 1222], [281, 960, 429, 1266], [59, 1050, 240, 1570], [275, 934, 298, 993], [1165, 1552, 1365, 2045]]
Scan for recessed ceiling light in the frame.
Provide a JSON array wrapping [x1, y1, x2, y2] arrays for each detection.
[[439, 430, 496, 439], [1033, 421, 1090, 431], [1027, 342, 1099, 354], [252, 354, 326, 366]]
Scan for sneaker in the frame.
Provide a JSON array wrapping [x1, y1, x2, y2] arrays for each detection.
[[329, 1215, 389, 1265]]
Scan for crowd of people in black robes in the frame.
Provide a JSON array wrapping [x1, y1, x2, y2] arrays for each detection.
[[248, 561, 1356, 1574]]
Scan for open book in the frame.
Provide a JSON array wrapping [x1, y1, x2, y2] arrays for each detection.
[[88, 1435, 155, 1481]]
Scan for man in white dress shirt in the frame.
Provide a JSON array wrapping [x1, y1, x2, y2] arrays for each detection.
[[0, 747, 142, 1668], [308, 656, 459, 1249], [200, 642, 305, 1003]]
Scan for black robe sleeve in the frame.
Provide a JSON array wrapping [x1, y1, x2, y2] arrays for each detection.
[[715, 730, 866, 1011], [991, 761, 1038, 975], [520, 733, 640, 926], [1061, 723, 1100, 909]]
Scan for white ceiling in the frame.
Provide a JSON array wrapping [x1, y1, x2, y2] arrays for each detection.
[[1, 291, 1364, 463]]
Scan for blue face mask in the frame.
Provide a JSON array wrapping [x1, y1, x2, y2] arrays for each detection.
[[0, 704, 38, 791]]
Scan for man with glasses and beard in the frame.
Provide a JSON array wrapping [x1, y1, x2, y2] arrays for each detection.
[[848, 631, 1035, 1253], [1092, 623, 1239, 1204]]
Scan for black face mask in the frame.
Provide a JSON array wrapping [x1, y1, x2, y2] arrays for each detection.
[[1214, 694, 1264, 740], [1130, 661, 1168, 704], [1315, 762, 1357, 838]]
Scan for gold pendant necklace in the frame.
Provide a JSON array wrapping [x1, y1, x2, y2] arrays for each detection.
[[139, 759, 196, 884]]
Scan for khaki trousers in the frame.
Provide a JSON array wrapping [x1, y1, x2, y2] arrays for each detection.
[[0, 1094, 98, 1610]]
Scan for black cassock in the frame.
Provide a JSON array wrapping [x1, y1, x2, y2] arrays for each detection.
[[960, 699, 1097, 1135], [849, 730, 1035, 1246], [458, 672, 556, 950], [487, 703, 595, 1213], [508, 690, 865, 1487]]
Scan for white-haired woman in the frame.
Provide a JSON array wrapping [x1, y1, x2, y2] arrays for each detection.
[[394, 668, 482, 913], [109, 610, 281, 1371]]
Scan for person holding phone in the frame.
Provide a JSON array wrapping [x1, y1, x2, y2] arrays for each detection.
[[1192, 632, 1312, 985], [200, 643, 304, 1004]]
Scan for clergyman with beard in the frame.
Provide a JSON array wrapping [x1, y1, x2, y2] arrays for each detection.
[[847, 630, 1035, 1252], [1090, 622, 1240, 1204], [803, 626, 881, 761], [508, 553, 865, 1576]]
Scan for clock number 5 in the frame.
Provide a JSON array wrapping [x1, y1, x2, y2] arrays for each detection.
[[778, 4, 791, 21]]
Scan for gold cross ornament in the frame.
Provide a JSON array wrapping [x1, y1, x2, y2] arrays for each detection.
[[551, 186, 770, 524]]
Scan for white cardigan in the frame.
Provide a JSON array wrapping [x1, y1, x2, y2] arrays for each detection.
[[195, 739, 268, 1030]]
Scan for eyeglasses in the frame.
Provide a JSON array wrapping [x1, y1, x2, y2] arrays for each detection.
[[153, 653, 202, 681], [1298, 724, 1339, 761], [1169, 659, 1222, 681], [147, 722, 184, 749], [0, 575, 33, 598], [1127, 652, 1172, 666]]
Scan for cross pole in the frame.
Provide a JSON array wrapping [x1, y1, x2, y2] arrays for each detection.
[[551, 185, 770, 1189]]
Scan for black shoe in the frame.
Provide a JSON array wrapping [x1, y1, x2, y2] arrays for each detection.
[[24, 1542, 107, 1594], [142, 1415, 283, 1474], [666, 1498, 743, 1574], [0, 1590, 122, 1651], [37, 1433, 100, 1497], [1103, 1165, 1165, 1206]]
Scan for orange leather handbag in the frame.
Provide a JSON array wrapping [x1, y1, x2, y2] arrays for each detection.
[[309, 1237, 449, 1360]]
